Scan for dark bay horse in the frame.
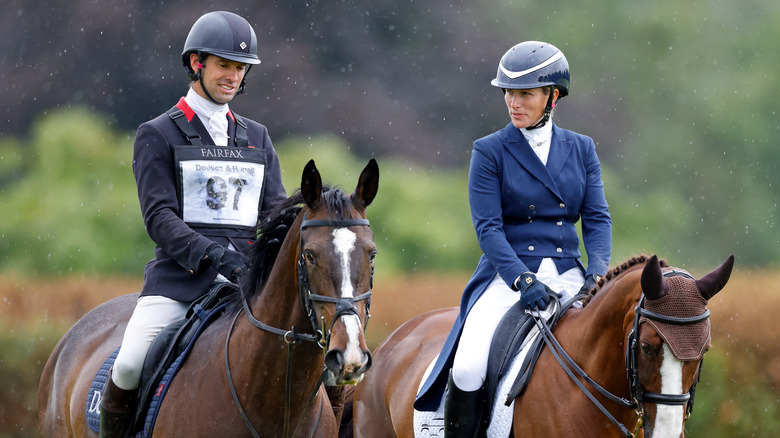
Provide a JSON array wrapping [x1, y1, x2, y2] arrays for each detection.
[[350, 254, 734, 438], [39, 159, 379, 437]]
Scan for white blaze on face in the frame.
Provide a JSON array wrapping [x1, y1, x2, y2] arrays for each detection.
[[333, 228, 357, 298], [332, 228, 364, 365], [654, 344, 685, 437]]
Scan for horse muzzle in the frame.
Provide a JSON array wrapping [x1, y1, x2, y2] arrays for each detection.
[[325, 347, 372, 385]]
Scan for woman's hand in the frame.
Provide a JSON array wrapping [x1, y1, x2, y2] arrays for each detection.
[[514, 272, 557, 311]]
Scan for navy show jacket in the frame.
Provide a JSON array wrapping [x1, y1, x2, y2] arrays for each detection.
[[132, 98, 287, 302]]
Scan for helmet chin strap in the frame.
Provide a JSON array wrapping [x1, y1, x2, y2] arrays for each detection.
[[526, 86, 555, 130], [236, 65, 251, 95], [195, 54, 221, 105]]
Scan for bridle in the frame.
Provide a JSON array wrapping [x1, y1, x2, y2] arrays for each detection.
[[225, 214, 372, 438], [297, 216, 373, 344], [534, 270, 709, 437]]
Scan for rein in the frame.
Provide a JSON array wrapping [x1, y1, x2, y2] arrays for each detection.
[[224, 215, 371, 438], [533, 271, 709, 437]]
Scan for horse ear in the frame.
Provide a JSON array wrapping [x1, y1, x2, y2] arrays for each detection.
[[353, 159, 379, 209], [301, 159, 322, 209], [695, 255, 734, 300], [641, 255, 669, 300]]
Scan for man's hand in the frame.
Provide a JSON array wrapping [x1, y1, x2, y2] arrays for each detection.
[[202, 242, 249, 283]]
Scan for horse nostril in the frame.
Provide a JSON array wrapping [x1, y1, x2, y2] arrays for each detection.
[[362, 352, 373, 372], [324, 350, 344, 374]]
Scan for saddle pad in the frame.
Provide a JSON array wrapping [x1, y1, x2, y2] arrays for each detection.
[[84, 301, 228, 437], [85, 347, 121, 433], [411, 335, 538, 438], [141, 353, 187, 436], [138, 302, 228, 437], [412, 301, 565, 438]]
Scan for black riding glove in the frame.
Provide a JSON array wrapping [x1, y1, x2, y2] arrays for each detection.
[[579, 274, 601, 294], [513, 272, 556, 311], [202, 242, 249, 283]]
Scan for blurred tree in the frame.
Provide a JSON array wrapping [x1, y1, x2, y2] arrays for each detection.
[[0, 0, 778, 270]]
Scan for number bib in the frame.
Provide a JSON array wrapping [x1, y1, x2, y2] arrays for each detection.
[[175, 145, 266, 237]]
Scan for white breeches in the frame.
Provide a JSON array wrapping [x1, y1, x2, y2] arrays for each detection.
[[112, 295, 190, 390], [451, 258, 584, 391]]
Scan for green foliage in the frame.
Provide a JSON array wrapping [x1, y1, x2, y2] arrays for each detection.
[[685, 351, 780, 437], [0, 107, 775, 276], [0, 108, 153, 275]]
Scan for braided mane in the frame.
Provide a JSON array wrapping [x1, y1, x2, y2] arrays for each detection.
[[580, 255, 668, 307]]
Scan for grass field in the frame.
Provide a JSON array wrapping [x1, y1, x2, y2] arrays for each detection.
[[2, 266, 778, 437]]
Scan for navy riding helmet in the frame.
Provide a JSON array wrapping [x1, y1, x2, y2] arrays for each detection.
[[491, 41, 569, 98]]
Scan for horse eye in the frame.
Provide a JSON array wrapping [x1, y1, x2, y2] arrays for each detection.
[[641, 342, 657, 358], [370, 250, 377, 262], [304, 251, 316, 264]]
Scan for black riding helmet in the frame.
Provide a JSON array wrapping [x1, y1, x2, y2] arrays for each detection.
[[491, 41, 570, 129], [181, 11, 261, 102]]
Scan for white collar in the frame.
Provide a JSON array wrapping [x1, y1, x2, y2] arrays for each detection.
[[185, 87, 229, 120], [184, 88, 230, 145], [520, 120, 553, 148]]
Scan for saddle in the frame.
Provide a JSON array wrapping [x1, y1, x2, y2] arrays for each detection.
[[84, 283, 237, 435], [480, 294, 582, 435], [131, 282, 237, 432], [411, 295, 582, 438]]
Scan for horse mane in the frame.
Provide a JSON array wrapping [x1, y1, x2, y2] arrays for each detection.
[[224, 185, 354, 314], [580, 255, 669, 307]]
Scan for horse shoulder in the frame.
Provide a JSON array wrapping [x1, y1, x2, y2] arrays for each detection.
[[354, 307, 457, 438]]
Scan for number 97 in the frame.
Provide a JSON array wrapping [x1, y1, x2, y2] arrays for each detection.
[[206, 176, 246, 210]]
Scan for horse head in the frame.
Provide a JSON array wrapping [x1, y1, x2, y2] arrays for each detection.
[[297, 159, 378, 385], [632, 254, 734, 437]]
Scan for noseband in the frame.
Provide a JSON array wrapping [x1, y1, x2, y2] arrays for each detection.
[[534, 270, 710, 437]]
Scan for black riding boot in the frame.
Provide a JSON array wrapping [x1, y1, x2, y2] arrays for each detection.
[[99, 370, 137, 438], [443, 372, 484, 438]]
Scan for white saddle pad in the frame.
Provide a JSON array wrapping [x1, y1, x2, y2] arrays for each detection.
[[412, 327, 543, 438]]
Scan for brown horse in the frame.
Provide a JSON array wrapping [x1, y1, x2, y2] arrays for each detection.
[[350, 254, 733, 438], [39, 159, 379, 437]]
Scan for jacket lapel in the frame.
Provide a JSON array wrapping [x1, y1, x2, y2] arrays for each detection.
[[546, 124, 573, 181], [501, 124, 563, 201]]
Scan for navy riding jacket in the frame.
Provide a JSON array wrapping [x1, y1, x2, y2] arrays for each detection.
[[132, 98, 287, 302]]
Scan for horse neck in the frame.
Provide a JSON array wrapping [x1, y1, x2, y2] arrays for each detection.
[[253, 223, 309, 332], [226, 223, 326, 418], [574, 269, 643, 394]]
